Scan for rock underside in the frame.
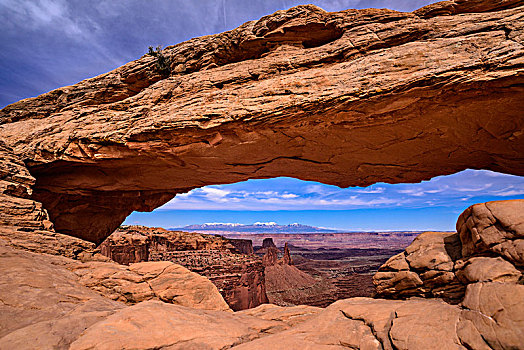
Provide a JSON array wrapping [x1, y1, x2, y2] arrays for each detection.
[[0, 0, 523, 348]]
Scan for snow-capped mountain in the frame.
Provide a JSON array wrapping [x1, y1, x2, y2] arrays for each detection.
[[172, 222, 339, 233]]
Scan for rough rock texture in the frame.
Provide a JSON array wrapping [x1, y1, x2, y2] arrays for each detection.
[[0, 242, 124, 349], [261, 242, 327, 307], [68, 300, 282, 350], [457, 199, 524, 266], [283, 242, 293, 265], [2, 201, 524, 348], [1, 1, 524, 347], [458, 282, 524, 350], [0, 140, 97, 258], [232, 297, 487, 350], [3, 236, 522, 349], [374, 231, 466, 302], [230, 238, 255, 254], [100, 226, 268, 311], [374, 200, 523, 303], [99, 225, 242, 264], [0, 1, 522, 244], [71, 260, 231, 311], [262, 238, 277, 249]]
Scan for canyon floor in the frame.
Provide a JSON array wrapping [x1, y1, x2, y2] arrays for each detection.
[[233, 232, 419, 306]]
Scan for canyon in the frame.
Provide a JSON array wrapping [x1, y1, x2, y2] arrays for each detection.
[[99, 226, 268, 311], [0, 0, 523, 348]]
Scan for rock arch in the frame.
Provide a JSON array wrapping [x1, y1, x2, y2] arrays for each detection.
[[1, 1, 523, 244]]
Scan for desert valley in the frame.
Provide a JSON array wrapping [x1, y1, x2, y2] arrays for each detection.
[[0, 0, 523, 349]]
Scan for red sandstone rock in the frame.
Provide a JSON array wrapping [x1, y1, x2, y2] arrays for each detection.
[[283, 242, 293, 265], [100, 226, 268, 311], [262, 246, 280, 266], [0, 2, 522, 244], [0, 1, 523, 347], [374, 200, 523, 304], [457, 199, 524, 266]]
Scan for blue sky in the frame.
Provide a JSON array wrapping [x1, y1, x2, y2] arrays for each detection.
[[124, 170, 524, 231], [3, 0, 522, 231], [0, 0, 436, 108]]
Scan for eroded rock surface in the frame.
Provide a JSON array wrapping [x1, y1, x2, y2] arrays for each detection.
[[457, 200, 524, 266], [0, 1, 522, 244], [0, 140, 97, 258], [72, 260, 231, 311], [374, 200, 523, 304], [0, 242, 124, 349], [0, 1, 523, 348], [374, 231, 466, 302], [100, 226, 268, 311], [3, 234, 522, 350]]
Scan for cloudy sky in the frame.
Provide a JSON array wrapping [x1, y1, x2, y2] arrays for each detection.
[[127, 170, 524, 231], [0, 0, 435, 107], [2, 0, 522, 230]]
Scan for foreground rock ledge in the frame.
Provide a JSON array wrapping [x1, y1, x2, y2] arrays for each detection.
[[1, 0, 523, 243], [2, 235, 523, 349]]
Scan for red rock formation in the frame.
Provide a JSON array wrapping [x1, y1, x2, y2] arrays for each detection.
[[283, 242, 293, 265], [0, 140, 96, 258], [229, 238, 254, 255], [99, 226, 268, 311], [374, 199, 523, 303], [2, 199, 524, 349], [0, 2, 522, 244], [0, 1, 523, 346], [99, 229, 149, 265], [262, 247, 279, 266], [262, 238, 277, 249]]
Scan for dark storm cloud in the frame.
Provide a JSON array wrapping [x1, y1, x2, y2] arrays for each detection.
[[0, 0, 435, 108]]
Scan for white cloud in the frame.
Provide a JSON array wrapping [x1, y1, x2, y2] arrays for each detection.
[[354, 187, 385, 194], [456, 184, 493, 192], [158, 169, 523, 211], [202, 187, 230, 197], [495, 190, 524, 196]]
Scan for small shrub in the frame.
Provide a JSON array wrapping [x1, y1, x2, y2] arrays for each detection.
[[147, 45, 171, 76]]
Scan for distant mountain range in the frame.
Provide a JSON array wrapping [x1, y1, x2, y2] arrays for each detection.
[[171, 222, 339, 233]]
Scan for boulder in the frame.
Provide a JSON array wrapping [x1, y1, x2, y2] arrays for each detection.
[[71, 260, 231, 311], [374, 200, 524, 303], [458, 282, 524, 350], [455, 256, 521, 284], [457, 199, 524, 266], [374, 232, 465, 302]]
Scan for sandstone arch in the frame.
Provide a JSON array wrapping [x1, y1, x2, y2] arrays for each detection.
[[1, 1, 523, 244]]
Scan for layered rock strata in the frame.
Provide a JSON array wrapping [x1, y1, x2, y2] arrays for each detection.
[[0, 140, 97, 258], [100, 226, 268, 310], [99, 225, 246, 264], [0, 1, 522, 244], [374, 199, 523, 304]]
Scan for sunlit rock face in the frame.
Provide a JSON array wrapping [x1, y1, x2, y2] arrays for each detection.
[[374, 199, 523, 303], [1, 1, 523, 246], [99, 226, 269, 311]]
